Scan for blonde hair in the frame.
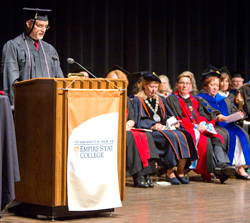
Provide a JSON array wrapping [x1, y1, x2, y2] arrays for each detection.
[[106, 70, 129, 86], [180, 71, 198, 92], [135, 79, 159, 100], [158, 75, 173, 95], [176, 72, 192, 83]]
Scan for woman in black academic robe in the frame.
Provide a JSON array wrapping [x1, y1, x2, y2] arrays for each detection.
[[106, 66, 159, 188], [166, 70, 237, 183], [132, 72, 198, 185], [126, 98, 159, 188]]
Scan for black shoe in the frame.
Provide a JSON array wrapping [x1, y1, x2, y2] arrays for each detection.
[[218, 175, 230, 183], [133, 176, 149, 188], [176, 175, 190, 184], [215, 164, 236, 183], [222, 166, 236, 176], [215, 164, 236, 177], [145, 175, 154, 188], [165, 176, 181, 185]]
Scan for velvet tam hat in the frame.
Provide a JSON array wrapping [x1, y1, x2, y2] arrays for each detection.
[[142, 72, 161, 83], [201, 64, 221, 82], [231, 70, 245, 79]]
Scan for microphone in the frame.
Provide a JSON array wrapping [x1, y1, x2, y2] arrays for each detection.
[[67, 58, 97, 78], [67, 58, 74, 64]]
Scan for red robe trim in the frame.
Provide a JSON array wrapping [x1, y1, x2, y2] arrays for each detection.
[[127, 108, 150, 168], [174, 91, 223, 174]]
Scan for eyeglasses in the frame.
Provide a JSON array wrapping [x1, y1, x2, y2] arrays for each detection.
[[232, 80, 243, 83], [35, 23, 50, 30], [178, 82, 191, 86]]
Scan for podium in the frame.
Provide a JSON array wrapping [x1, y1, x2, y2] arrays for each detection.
[[12, 78, 127, 218]]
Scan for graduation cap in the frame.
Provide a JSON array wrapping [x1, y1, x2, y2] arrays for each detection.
[[218, 66, 231, 77], [23, 7, 51, 21], [106, 64, 130, 77], [201, 64, 221, 82], [142, 72, 161, 83], [231, 70, 245, 80], [130, 71, 148, 83], [23, 7, 51, 35]]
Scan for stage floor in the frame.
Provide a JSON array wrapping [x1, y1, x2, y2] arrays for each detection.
[[2, 172, 250, 222]]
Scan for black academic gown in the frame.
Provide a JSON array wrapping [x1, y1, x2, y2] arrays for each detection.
[[132, 96, 198, 170], [0, 96, 20, 215], [1, 33, 64, 106], [240, 84, 250, 120], [166, 94, 229, 173], [126, 98, 159, 176]]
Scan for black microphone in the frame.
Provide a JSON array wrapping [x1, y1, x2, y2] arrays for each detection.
[[67, 58, 97, 78]]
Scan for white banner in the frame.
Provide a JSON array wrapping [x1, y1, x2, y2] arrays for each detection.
[[67, 89, 122, 211]]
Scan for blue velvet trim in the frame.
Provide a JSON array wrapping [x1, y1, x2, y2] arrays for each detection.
[[198, 93, 250, 165]]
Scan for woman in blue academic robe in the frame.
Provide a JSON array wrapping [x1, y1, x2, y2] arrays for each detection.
[[198, 69, 250, 180]]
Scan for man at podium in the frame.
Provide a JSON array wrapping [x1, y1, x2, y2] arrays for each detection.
[[0, 7, 64, 107]]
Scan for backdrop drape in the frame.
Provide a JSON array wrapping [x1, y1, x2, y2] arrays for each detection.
[[1, 0, 250, 91]]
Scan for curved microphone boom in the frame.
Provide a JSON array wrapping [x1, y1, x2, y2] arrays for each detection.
[[67, 57, 98, 78]]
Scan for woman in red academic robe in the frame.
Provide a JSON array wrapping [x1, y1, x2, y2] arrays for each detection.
[[166, 71, 236, 183]]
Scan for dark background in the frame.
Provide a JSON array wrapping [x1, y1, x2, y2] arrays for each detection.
[[1, 0, 250, 90]]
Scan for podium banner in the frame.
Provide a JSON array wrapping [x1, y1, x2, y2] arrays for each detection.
[[67, 89, 122, 211]]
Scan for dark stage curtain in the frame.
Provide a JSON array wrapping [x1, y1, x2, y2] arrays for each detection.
[[1, 0, 250, 92]]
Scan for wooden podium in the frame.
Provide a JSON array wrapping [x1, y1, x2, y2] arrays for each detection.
[[12, 78, 127, 218]]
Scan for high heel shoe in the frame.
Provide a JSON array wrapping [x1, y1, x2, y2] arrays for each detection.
[[133, 176, 149, 188], [145, 175, 154, 188]]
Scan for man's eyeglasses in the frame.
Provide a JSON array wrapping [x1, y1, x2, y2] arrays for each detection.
[[232, 80, 243, 83], [35, 24, 50, 30]]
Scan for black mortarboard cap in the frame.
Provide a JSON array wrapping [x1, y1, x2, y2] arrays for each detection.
[[23, 7, 51, 21], [130, 71, 148, 82], [142, 72, 161, 83], [201, 64, 221, 82], [218, 66, 231, 77], [231, 70, 245, 79], [106, 64, 130, 77]]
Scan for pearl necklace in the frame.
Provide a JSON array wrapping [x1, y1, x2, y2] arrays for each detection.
[[144, 97, 161, 122]]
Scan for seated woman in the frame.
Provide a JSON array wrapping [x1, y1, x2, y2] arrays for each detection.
[[218, 70, 235, 103], [106, 66, 159, 188], [166, 71, 236, 183], [172, 71, 199, 96], [197, 68, 250, 180], [157, 75, 173, 98], [132, 72, 198, 185]]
